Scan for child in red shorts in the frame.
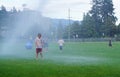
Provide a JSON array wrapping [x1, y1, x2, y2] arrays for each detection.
[[35, 33, 43, 60]]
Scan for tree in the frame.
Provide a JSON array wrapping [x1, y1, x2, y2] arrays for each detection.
[[101, 0, 117, 37], [0, 5, 7, 12], [63, 25, 69, 39], [0, 5, 8, 32], [70, 21, 81, 38], [57, 21, 64, 39], [11, 7, 17, 13], [0, 5, 7, 24], [89, 0, 103, 37], [81, 13, 97, 38], [89, 0, 117, 37]]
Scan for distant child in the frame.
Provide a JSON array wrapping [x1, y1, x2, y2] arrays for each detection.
[[35, 33, 43, 60], [109, 38, 112, 47], [58, 39, 64, 51]]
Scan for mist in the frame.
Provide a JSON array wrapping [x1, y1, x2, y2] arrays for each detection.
[[0, 1, 52, 57]]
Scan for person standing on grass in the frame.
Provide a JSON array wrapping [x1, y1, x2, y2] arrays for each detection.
[[58, 38, 64, 51], [109, 38, 112, 47], [35, 33, 43, 60]]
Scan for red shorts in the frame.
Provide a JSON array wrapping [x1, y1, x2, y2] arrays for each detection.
[[36, 48, 42, 54]]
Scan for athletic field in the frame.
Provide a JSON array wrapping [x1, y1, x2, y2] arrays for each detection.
[[0, 41, 120, 77]]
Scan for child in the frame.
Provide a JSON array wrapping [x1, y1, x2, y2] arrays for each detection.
[[58, 39, 64, 51], [35, 33, 43, 60], [109, 39, 112, 47]]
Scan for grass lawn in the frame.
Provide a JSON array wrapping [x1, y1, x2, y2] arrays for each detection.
[[0, 41, 120, 77]]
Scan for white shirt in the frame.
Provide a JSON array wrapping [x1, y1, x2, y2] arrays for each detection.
[[58, 39, 64, 46], [35, 37, 42, 48]]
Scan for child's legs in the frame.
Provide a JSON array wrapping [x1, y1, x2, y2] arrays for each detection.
[[60, 46, 62, 50], [39, 48, 43, 58], [36, 50, 39, 59], [40, 52, 43, 58]]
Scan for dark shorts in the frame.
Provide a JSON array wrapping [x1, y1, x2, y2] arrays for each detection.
[[36, 48, 42, 53], [59, 46, 63, 50]]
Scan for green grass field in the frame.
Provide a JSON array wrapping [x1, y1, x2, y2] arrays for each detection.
[[0, 41, 120, 77]]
